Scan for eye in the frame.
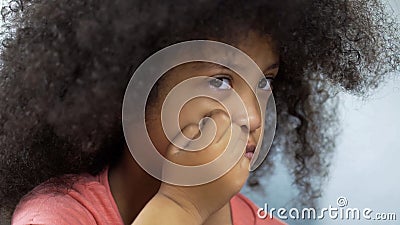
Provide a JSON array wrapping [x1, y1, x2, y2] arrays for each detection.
[[258, 77, 273, 91], [208, 76, 232, 90]]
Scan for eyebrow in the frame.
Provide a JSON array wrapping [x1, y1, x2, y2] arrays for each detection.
[[195, 61, 279, 74], [263, 62, 279, 73]]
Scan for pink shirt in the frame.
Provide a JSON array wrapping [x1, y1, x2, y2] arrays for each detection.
[[12, 168, 285, 225]]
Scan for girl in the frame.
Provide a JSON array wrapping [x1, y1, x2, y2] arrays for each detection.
[[0, 0, 398, 224]]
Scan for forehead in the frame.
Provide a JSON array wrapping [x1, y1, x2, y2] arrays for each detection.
[[233, 31, 279, 73], [161, 31, 279, 85], [201, 31, 279, 74]]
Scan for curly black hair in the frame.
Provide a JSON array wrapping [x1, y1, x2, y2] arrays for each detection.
[[0, 0, 399, 223]]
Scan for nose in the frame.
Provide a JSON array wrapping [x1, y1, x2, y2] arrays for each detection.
[[232, 91, 262, 132]]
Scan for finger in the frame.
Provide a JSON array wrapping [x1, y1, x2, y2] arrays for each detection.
[[184, 109, 230, 151], [206, 109, 231, 144], [166, 122, 210, 166], [216, 122, 244, 152], [167, 123, 200, 156]]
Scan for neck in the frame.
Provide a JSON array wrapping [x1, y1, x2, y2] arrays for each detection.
[[108, 148, 160, 225]]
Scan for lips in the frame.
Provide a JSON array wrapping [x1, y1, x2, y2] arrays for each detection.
[[244, 144, 256, 159]]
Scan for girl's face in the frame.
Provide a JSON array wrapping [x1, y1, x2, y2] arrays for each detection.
[[145, 31, 279, 163]]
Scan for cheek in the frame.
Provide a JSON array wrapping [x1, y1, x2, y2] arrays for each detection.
[[145, 97, 227, 156], [145, 103, 169, 156], [252, 127, 262, 144], [178, 97, 227, 129]]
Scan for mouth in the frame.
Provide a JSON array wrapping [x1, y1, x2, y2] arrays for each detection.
[[244, 143, 256, 160]]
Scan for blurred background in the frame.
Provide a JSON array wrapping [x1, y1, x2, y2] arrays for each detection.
[[0, 0, 398, 224], [242, 1, 400, 224]]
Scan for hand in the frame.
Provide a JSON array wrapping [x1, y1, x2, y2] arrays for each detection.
[[158, 109, 250, 223]]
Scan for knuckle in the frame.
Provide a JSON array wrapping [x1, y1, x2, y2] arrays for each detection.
[[184, 124, 200, 137], [210, 109, 230, 122]]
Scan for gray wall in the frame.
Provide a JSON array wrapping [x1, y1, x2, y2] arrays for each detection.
[[242, 1, 400, 224]]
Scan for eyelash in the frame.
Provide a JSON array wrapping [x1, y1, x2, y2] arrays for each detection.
[[208, 75, 274, 90], [259, 76, 274, 91], [208, 75, 233, 90]]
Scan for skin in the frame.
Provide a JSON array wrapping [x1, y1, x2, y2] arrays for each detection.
[[109, 31, 279, 225]]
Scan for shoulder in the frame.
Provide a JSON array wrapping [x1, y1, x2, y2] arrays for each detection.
[[12, 190, 96, 225], [12, 168, 123, 225], [230, 193, 286, 225]]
